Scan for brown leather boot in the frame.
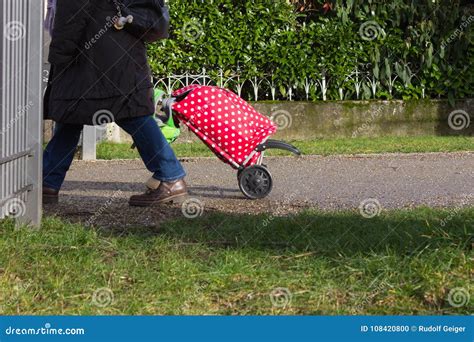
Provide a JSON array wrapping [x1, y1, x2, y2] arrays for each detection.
[[129, 179, 188, 207], [43, 186, 59, 204]]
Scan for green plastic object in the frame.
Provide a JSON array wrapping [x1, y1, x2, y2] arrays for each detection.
[[153, 88, 180, 144]]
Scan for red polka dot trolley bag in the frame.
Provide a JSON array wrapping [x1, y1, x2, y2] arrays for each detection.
[[161, 85, 301, 199]]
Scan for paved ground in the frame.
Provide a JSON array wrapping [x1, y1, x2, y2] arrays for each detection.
[[44, 152, 474, 228]]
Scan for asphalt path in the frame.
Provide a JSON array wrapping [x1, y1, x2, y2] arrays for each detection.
[[44, 152, 474, 228]]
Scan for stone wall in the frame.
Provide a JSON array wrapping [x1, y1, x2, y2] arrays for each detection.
[[43, 99, 473, 143]]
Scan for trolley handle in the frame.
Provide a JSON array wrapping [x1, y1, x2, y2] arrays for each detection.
[[159, 89, 193, 123], [256, 139, 301, 156], [159, 97, 175, 123]]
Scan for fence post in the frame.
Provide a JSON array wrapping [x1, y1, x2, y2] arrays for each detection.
[[82, 126, 97, 161]]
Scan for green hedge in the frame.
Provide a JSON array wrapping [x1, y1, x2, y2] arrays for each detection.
[[148, 0, 473, 101]]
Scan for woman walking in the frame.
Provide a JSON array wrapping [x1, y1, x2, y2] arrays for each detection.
[[43, 0, 187, 206]]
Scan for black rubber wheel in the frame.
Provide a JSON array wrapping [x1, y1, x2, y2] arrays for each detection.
[[237, 164, 266, 179], [238, 165, 273, 199]]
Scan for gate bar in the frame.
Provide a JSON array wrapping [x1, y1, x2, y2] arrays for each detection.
[[0, 148, 34, 166]]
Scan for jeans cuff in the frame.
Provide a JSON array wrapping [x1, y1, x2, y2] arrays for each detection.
[[152, 172, 186, 183], [43, 181, 61, 191]]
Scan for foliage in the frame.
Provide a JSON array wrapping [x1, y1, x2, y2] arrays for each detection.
[[148, 0, 473, 100]]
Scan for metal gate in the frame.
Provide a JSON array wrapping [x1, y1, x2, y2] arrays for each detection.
[[0, 0, 43, 227]]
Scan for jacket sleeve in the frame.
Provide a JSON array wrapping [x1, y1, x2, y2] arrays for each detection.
[[48, 0, 91, 66]]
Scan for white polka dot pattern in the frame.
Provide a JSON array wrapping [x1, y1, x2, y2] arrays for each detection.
[[172, 85, 277, 167]]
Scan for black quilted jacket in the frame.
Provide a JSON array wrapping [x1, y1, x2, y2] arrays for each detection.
[[45, 0, 155, 125]]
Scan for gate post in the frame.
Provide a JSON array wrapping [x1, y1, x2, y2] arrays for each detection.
[[0, 0, 43, 227], [21, 0, 44, 227]]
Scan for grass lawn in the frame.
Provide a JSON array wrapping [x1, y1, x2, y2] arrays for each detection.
[[96, 136, 474, 160], [0, 207, 472, 315]]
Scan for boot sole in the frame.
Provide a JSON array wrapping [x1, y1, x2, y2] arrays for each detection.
[[129, 193, 188, 207], [43, 195, 59, 204]]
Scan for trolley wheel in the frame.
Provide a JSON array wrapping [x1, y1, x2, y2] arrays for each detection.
[[237, 164, 267, 179], [238, 165, 273, 199]]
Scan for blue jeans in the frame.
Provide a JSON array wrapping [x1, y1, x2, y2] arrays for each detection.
[[43, 115, 186, 191]]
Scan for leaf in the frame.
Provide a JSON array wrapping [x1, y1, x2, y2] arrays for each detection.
[[373, 64, 380, 79], [448, 91, 455, 107], [362, 83, 371, 99], [384, 58, 392, 79], [279, 86, 287, 97], [427, 44, 433, 68]]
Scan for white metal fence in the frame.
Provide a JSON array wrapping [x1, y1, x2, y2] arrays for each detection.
[[154, 66, 426, 102], [0, 0, 43, 227]]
